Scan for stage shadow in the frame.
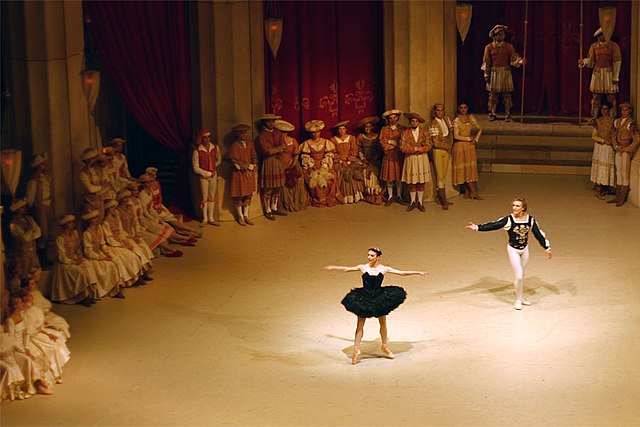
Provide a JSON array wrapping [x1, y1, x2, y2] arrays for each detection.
[[434, 276, 572, 304], [325, 334, 430, 362]]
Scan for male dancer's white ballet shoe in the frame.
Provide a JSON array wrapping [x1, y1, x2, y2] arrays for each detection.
[[351, 346, 361, 365], [514, 299, 523, 310], [381, 344, 395, 359]]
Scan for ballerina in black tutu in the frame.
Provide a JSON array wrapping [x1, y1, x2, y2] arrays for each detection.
[[325, 246, 428, 364]]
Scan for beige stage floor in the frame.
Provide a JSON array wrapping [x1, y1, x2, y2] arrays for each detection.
[[2, 173, 640, 426]]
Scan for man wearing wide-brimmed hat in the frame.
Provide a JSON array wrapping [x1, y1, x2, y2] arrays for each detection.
[[9, 198, 41, 278], [579, 28, 622, 124], [257, 113, 288, 220], [192, 129, 222, 226], [400, 113, 432, 212], [26, 154, 54, 255], [481, 24, 526, 122], [229, 124, 259, 225], [380, 108, 406, 206]]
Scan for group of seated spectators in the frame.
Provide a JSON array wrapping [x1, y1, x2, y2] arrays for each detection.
[[1, 138, 206, 401]]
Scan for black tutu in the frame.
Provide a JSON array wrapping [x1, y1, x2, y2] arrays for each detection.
[[341, 273, 406, 318]]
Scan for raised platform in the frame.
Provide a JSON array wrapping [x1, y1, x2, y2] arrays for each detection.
[[475, 116, 593, 175]]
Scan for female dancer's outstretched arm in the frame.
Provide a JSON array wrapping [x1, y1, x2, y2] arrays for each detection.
[[324, 264, 365, 273], [381, 265, 429, 276]]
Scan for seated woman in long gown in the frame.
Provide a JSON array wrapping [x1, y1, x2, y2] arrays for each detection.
[[300, 120, 342, 207], [81, 210, 125, 299], [50, 214, 98, 307], [4, 296, 54, 395]]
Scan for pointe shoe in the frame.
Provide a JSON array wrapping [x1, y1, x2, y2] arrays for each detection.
[[55, 377, 63, 384], [522, 299, 532, 306], [351, 347, 361, 365], [514, 299, 523, 310], [381, 344, 395, 359]]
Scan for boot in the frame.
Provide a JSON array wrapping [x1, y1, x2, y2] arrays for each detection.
[[462, 183, 470, 199], [437, 188, 449, 210], [434, 189, 442, 206], [468, 181, 483, 200], [608, 186, 621, 204], [617, 186, 629, 207]]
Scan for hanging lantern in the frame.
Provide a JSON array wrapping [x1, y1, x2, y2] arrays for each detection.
[[456, 3, 473, 44], [598, 7, 616, 42], [1, 149, 22, 198], [265, 18, 283, 59], [265, 1, 283, 59]]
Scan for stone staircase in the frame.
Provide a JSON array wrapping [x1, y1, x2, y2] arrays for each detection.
[[475, 117, 593, 175]]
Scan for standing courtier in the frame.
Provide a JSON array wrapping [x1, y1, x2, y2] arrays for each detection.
[[331, 120, 364, 204], [192, 129, 222, 226], [9, 199, 41, 277], [228, 124, 259, 226], [257, 114, 288, 220], [379, 109, 406, 206], [482, 24, 526, 122], [26, 155, 53, 256], [611, 102, 640, 206], [466, 197, 552, 310], [579, 28, 622, 124], [429, 103, 455, 210], [400, 112, 432, 212]]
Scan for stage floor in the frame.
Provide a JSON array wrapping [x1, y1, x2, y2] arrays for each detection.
[[2, 173, 639, 426]]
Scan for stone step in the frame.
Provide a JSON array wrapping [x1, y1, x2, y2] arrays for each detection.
[[471, 118, 594, 175]]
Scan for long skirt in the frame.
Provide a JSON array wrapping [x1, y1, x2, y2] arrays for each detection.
[[590, 143, 615, 186], [282, 164, 308, 212], [50, 260, 97, 304], [452, 141, 479, 185]]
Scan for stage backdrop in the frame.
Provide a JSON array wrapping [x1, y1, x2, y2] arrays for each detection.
[[457, 0, 632, 117], [83, 0, 193, 211], [264, 1, 384, 139]]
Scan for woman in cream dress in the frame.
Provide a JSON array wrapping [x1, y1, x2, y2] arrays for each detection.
[[50, 215, 98, 306], [82, 210, 124, 298]]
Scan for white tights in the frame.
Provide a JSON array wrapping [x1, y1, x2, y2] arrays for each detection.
[[507, 245, 529, 300]]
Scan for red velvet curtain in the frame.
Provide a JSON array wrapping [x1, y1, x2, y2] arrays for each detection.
[[457, 0, 632, 117], [84, 0, 192, 209], [265, 1, 384, 139]]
